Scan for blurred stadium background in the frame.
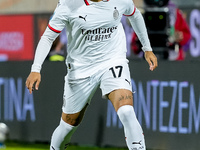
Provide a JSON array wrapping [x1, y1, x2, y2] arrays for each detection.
[[0, 0, 200, 149]]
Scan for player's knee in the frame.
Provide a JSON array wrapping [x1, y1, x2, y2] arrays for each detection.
[[62, 104, 88, 126], [117, 105, 135, 122], [62, 112, 85, 126]]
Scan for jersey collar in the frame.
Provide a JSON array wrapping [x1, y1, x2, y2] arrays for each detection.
[[84, 0, 109, 6]]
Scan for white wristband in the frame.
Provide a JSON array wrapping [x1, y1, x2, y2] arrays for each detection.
[[142, 46, 153, 52], [31, 64, 41, 73]]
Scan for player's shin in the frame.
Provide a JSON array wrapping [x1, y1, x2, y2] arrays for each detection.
[[50, 118, 77, 150], [117, 105, 146, 150]]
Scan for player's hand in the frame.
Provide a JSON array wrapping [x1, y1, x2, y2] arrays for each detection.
[[144, 51, 158, 71], [26, 72, 41, 94]]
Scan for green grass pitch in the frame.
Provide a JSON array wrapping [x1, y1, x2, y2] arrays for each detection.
[[4, 141, 128, 150]]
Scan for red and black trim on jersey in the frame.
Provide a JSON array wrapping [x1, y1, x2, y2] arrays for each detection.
[[84, 0, 109, 6], [123, 6, 136, 16], [84, 0, 90, 5], [48, 24, 61, 33]]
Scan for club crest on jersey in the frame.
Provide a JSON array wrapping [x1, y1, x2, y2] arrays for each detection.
[[113, 7, 119, 20]]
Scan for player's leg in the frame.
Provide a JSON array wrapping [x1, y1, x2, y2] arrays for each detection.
[[50, 75, 99, 150], [108, 89, 146, 150], [50, 104, 88, 150], [100, 62, 146, 150]]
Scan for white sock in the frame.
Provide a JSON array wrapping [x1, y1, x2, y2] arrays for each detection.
[[50, 119, 77, 150], [117, 105, 146, 150]]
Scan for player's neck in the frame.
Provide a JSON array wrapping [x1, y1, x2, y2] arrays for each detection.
[[90, 0, 102, 2]]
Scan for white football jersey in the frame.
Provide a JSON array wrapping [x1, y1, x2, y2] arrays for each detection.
[[48, 0, 136, 79]]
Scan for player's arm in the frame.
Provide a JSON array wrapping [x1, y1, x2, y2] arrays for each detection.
[[26, 27, 60, 94], [127, 8, 158, 71]]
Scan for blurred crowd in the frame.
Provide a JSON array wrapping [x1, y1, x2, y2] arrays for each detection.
[[130, 0, 191, 61]]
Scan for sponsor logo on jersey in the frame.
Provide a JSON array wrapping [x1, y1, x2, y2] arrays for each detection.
[[81, 26, 117, 35], [79, 15, 87, 21], [81, 26, 118, 41]]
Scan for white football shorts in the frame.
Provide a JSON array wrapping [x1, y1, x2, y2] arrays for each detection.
[[62, 62, 132, 114]]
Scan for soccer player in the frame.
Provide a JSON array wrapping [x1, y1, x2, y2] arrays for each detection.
[[26, 0, 158, 149]]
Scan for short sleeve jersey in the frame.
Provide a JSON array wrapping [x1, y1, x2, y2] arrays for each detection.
[[48, 0, 136, 79]]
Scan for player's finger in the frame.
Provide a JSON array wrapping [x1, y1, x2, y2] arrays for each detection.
[[149, 56, 158, 71], [146, 58, 153, 71], [29, 82, 34, 94], [26, 80, 30, 92], [35, 80, 41, 90], [26, 80, 34, 94], [152, 57, 158, 70], [149, 63, 155, 71], [154, 59, 158, 69]]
